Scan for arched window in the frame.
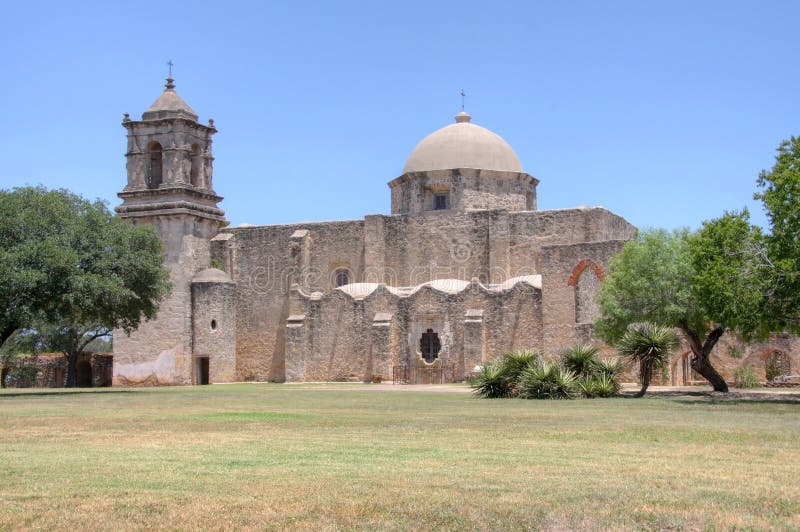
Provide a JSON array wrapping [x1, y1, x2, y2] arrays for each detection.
[[146, 141, 163, 189], [568, 260, 604, 324], [190, 143, 202, 187], [334, 269, 350, 287]]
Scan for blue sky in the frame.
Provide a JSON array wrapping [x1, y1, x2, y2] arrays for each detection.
[[1, 1, 798, 231]]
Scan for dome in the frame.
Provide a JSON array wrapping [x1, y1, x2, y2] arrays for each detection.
[[402, 112, 523, 174], [142, 78, 199, 121]]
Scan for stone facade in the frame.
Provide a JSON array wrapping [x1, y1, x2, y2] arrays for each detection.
[[114, 80, 799, 387]]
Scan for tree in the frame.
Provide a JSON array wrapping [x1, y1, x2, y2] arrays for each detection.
[[755, 135, 800, 332], [0, 186, 170, 386], [595, 225, 762, 393], [616, 322, 680, 397]]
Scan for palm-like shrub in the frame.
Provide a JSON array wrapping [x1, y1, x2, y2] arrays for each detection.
[[518, 361, 579, 400], [471, 362, 512, 398], [561, 344, 600, 377], [617, 322, 680, 397], [497, 349, 541, 395], [471, 350, 541, 398], [579, 374, 618, 398]]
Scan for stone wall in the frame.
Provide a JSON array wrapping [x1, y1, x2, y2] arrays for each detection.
[[113, 214, 217, 386], [284, 278, 542, 382], [389, 169, 538, 215], [191, 270, 237, 383]]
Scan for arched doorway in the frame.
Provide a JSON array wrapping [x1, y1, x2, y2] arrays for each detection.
[[765, 350, 791, 382]]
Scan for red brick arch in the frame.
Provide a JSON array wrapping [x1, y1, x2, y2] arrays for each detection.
[[567, 259, 605, 286]]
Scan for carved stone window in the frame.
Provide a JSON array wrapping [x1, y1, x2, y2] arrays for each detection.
[[419, 329, 441, 363]]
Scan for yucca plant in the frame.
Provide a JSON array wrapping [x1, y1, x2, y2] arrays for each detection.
[[617, 322, 680, 397], [594, 357, 624, 384], [560, 344, 600, 378], [518, 360, 579, 400], [579, 374, 618, 398], [497, 349, 541, 395], [471, 362, 513, 398]]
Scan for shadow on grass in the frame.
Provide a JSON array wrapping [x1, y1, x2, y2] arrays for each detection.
[[0, 389, 139, 398]]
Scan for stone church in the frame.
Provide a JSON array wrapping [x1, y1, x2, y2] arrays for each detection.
[[112, 78, 638, 385]]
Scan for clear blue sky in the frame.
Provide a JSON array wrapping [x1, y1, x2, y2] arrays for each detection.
[[1, 1, 798, 231]]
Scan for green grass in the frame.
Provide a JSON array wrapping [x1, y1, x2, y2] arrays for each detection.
[[1, 384, 799, 530]]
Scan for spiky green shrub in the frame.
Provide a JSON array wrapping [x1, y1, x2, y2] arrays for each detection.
[[470, 350, 541, 398], [594, 357, 624, 382], [471, 362, 513, 398], [579, 374, 619, 398], [518, 361, 579, 400], [734, 365, 760, 389], [560, 344, 600, 377], [497, 350, 541, 395], [617, 322, 680, 397]]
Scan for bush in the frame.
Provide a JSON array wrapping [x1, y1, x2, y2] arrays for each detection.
[[471, 362, 514, 398], [497, 350, 541, 396], [560, 344, 600, 378], [579, 374, 619, 398], [594, 357, 624, 382], [518, 361, 579, 400], [734, 366, 760, 389]]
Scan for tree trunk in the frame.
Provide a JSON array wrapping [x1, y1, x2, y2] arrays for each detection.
[[65, 350, 78, 388], [633, 367, 651, 398], [680, 322, 729, 392]]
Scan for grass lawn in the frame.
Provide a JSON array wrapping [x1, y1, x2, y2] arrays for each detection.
[[1, 384, 799, 530]]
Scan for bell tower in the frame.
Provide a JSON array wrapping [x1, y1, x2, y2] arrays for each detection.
[[113, 77, 226, 386], [117, 76, 224, 225]]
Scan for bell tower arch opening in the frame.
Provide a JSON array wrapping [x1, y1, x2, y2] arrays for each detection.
[[146, 141, 163, 188]]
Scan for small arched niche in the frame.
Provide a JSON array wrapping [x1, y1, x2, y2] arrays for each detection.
[[190, 143, 202, 187]]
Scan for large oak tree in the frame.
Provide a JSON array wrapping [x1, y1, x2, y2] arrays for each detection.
[[0, 187, 170, 386]]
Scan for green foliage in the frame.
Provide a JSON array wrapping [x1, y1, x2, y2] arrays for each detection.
[[594, 357, 624, 382], [210, 257, 226, 271], [688, 210, 767, 340], [733, 366, 760, 389], [0, 186, 170, 340], [765, 364, 781, 383], [471, 362, 513, 399], [2, 364, 39, 387], [560, 344, 600, 378], [579, 374, 619, 398], [595, 229, 703, 344], [755, 136, 800, 333], [0, 186, 172, 386], [617, 322, 680, 397], [471, 350, 541, 398], [517, 361, 579, 400], [472, 348, 621, 400]]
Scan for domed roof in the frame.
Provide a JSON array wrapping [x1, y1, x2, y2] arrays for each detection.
[[403, 112, 523, 174], [142, 78, 198, 121]]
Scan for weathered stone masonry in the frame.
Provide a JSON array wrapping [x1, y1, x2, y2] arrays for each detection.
[[112, 80, 640, 385]]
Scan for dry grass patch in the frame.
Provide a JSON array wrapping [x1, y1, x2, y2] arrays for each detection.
[[1, 384, 799, 530]]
